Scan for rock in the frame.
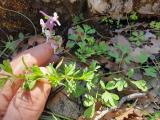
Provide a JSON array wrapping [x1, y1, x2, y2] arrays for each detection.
[[47, 91, 83, 119], [88, 0, 160, 19]]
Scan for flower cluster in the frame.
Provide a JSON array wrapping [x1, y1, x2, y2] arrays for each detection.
[[40, 10, 61, 42]]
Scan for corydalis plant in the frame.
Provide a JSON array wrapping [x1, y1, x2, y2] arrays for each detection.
[[40, 10, 61, 42]]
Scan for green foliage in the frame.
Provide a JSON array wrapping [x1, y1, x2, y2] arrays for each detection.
[[84, 94, 95, 107], [0, 60, 13, 74], [0, 33, 25, 58], [129, 12, 139, 21], [150, 21, 160, 30], [127, 68, 134, 78], [129, 31, 145, 46], [135, 53, 149, 64], [84, 103, 95, 118], [0, 60, 14, 88], [106, 78, 128, 91], [148, 112, 160, 120], [101, 91, 119, 107], [101, 16, 113, 25], [108, 44, 131, 64], [144, 67, 157, 77], [23, 66, 44, 90], [131, 80, 148, 92], [72, 14, 84, 25], [67, 24, 108, 62]]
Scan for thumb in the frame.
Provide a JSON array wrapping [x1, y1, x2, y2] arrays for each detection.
[[3, 81, 51, 120]]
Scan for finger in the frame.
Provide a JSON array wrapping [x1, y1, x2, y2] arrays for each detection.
[[3, 81, 51, 120], [0, 41, 57, 115]]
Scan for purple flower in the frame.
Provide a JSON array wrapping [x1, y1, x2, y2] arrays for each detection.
[[40, 11, 61, 31], [39, 11, 61, 42]]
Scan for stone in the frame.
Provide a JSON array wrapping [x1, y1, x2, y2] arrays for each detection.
[[47, 91, 83, 119]]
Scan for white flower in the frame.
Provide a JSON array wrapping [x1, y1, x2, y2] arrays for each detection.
[[40, 19, 46, 33], [52, 12, 61, 26]]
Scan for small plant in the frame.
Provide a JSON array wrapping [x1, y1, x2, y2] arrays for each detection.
[[72, 13, 84, 25], [148, 112, 160, 120], [67, 24, 108, 62], [129, 31, 145, 46], [150, 21, 160, 30], [101, 16, 113, 25], [0, 32, 26, 59], [0, 59, 148, 118], [129, 12, 139, 21], [108, 43, 131, 64]]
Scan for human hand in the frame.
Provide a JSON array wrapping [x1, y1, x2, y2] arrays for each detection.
[[0, 41, 57, 120]]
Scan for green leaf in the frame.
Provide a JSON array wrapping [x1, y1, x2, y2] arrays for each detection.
[[101, 91, 119, 107], [137, 53, 149, 64], [144, 67, 157, 77], [65, 80, 76, 94], [0, 78, 8, 88], [115, 80, 128, 91], [80, 70, 94, 81], [0, 60, 13, 74], [131, 80, 148, 92], [73, 83, 86, 97], [18, 32, 24, 40], [66, 40, 76, 48], [84, 103, 95, 118], [84, 95, 95, 107], [100, 80, 106, 90], [64, 63, 76, 76], [127, 68, 134, 78], [22, 80, 37, 90], [106, 81, 116, 90], [68, 34, 78, 41]]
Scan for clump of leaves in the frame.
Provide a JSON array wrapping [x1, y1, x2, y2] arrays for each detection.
[[0, 60, 15, 87], [129, 12, 139, 21], [129, 31, 145, 46], [148, 112, 160, 120], [150, 21, 160, 30], [101, 16, 113, 25], [108, 43, 131, 64], [67, 24, 108, 62], [0, 33, 26, 59]]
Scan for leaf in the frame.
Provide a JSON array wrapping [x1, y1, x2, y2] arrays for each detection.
[[18, 32, 24, 40], [22, 80, 37, 90], [68, 34, 78, 41], [80, 71, 94, 81], [100, 80, 106, 90], [65, 80, 76, 94], [131, 80, 148, 92], [106, 81, 116, 90], [64, 63, 76, 76], [115, 80, 128, 91], [84, 95, 95, 107], [144, 67, 157, 77], [66, 40, 76, 48], [84, 103, 95, 118], [127, 68, 134, 78], [0, 60, 13, 74], [73, 86, 86, 98], [136, 53, 149, 64], [101, 91, 119, 107], [0, 78, 8, 88]]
